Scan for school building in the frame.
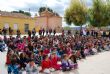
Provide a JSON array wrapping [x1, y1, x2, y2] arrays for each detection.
[[0, 10, 62, 34]]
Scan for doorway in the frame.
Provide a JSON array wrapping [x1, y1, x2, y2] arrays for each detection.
[[24, 24, 29, 33]]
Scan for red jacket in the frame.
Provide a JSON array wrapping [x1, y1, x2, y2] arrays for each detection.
[[50, 56, 61, 70], [43, 49, 50, 55], [6, 54, 11, 65], [41, 59, 51, 71]]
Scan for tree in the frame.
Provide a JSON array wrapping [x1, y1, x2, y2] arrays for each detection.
[[12, 10, 31, 16], [64, 0, 87, 27], [24, 12, 31, 16], [19, 10, 24, 13], [64, 8, 72, 25], [38, 7, 59, 16], [105, 0, 110, 25], [38, 7, 48, 14], [89, 0, 108, 27]]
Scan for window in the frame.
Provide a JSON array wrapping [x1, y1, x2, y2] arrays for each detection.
[[13, 24, 18, 30], [4, 23, 9, 29]]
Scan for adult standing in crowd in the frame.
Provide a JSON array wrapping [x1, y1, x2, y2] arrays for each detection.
[[9, 27, 13, 36], [42, 28, 45, 36], [53, 29, 56, 35], [16, 29, 21, 37], [68, 30, 71, 35], [49, 29, 52, 35], [62, 29, 64, 36], [32, 28, 36, 37], [28, 30, 31, 37], [2, 27, 7, 36], [0, 29, 2, 35], [46, 29, 48, 35], [39, 29, 42, 36]]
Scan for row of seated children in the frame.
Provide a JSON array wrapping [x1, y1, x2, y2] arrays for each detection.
[[6, 49, 78, 74]]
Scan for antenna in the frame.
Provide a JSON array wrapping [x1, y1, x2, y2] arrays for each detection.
[[46, 4, 48, 11], [29, 8, 30, 13]]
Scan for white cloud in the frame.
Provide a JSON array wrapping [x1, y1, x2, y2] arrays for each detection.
[[0, 0, 92, 27], [0, 0, 69, 11]]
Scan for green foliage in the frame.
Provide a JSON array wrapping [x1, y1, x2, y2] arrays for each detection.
[[12, 10, 31, 16], [65, 0, 110, 28], [38, 7, 49, 13], [106, 0, 110, 25], [64, 0, 87, 26], [64, 8, 72, 25], [89, 0, 109, 27], [24, 12, 31, 16], [38, 7, 59, 16], [19, 10, 24, 13]]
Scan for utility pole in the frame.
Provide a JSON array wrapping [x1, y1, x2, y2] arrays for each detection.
[[29, 8, 30, 13]]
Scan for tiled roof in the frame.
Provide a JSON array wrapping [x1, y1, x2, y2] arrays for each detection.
[[0, 11, 32, 19], [40, 10, 60, 17]]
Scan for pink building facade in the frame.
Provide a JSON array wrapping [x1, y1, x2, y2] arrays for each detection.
[[35, 10, 62, 32]]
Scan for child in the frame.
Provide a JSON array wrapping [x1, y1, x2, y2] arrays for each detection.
[[8, 54, 20, 74], [61, 54, 74, 71], [80, 47, 86, 59], [66, 46, 72, 56], [69, 54, 78, 69], [41, 55, 52, 73], [19, 52, 27, 70], [50, 52, 61, 70], [35, 50, 43, 66], [6, 50, 13, 65], [43, 48, 50, 55], [84, 47, 89, 56], [76, 50, 81, 59], [92, 46, 98, 54], [26, 59, 39, 74]]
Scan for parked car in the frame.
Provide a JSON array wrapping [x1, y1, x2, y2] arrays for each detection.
[[0, 39, 6, 52]]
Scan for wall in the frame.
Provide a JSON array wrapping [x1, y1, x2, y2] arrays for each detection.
[[48, 16, 62, 32], [35, 17, 47, 29], [0, 15, 62, 34], [35, 16, 62, 32], [0, 16, 36, 34]]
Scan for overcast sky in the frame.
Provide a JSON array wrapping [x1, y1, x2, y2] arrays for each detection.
[[0, 0, 93, 27]]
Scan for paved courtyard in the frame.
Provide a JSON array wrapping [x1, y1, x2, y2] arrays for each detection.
[[0, 50, 110, 74]]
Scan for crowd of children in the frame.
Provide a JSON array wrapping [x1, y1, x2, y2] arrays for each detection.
[[0, 29, 110, 74]]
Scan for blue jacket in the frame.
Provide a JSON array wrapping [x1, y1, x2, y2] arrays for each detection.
[[8, 64, 19, 74]]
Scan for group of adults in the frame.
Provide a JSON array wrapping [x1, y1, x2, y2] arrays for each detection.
[[28, 28, 56, 37], [0, 27, 57, 36]]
